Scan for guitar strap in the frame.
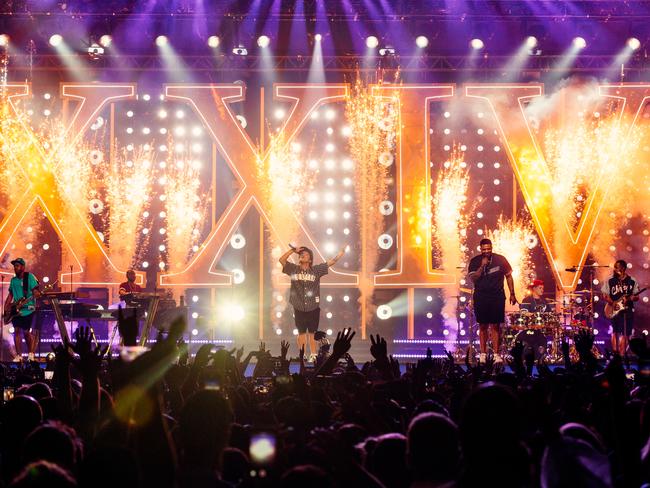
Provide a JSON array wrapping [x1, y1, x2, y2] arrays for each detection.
[[22, 272, 29, 299]]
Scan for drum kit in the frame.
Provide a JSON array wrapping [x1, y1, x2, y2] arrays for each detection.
[[453, 289, 600, 363]]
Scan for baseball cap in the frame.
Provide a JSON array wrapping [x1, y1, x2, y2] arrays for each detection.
[[10, 258, 25, 266]]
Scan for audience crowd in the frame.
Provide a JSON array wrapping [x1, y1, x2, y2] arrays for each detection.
[[1, 311, 650, 488]]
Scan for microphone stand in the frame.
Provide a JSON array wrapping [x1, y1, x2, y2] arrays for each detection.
[[69, 265, 74, 342], [569, 263, 609, 359], [0, 275, 4, 362]]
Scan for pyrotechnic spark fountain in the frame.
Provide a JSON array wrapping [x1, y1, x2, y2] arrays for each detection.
[[104, 147, 154, 269], [257, 130, 316, 326], [257, 131, 315, 251], [0, 108, 97, 272], [485, 216, 535, 300], [164, 155, 207, 272], [345, 77, 395, 333], [529, 82, 644, 270], [433, 146, 472, 333]]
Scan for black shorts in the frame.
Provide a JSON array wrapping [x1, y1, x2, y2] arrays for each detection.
[[611, 311, 634, 335], [294, 308, 320, 334], [12, 313, 35, 331], [473, 293, 506, 325]]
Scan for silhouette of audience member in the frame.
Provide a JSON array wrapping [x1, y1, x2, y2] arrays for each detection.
[[407, 413, 460, 486], [365, 433, 409, 488], [460, 383, 530, 487], [22, 421, 83, 473], [280, 464, 332, 488], [9, 460, 76, 488]]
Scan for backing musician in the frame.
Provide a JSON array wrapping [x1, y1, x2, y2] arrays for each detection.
[[4, 258, 41, 361], [601, 259, 638, 355], [519, 279, 552, 313], [119, 269, 142, 304], [468, 238, 517, 363]]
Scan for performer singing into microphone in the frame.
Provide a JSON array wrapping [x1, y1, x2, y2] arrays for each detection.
[[468, 238, 517, 363], [602, 259, 638, 355], [279, 245, 345, 361]]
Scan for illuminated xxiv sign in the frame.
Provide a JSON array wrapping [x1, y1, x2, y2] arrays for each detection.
[[0, 82, 647, 294]]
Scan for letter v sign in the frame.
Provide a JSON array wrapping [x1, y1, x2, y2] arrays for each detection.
[[466, 83, 650, 291], [159, 84, 358, 287], [0, 83, 140, 286]]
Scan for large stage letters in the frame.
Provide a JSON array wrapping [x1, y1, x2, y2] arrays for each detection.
[[0, 82, 647, 295]]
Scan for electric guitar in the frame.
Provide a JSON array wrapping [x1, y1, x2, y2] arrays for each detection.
[[2, 280, 57, 324], [604, 287, 647, 319]]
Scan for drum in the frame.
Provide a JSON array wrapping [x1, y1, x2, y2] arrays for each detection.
[[514, 329, 548, 360], [529, 312, 546, 329], [508, 312, 529, 330]]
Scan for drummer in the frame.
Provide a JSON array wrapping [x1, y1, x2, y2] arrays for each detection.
[[520, 279, 552, 313]]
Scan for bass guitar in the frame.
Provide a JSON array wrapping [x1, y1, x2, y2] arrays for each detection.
[[604, 287, 647, 319], [2, 280, 57, 324]]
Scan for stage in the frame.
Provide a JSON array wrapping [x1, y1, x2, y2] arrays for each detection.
[[0, 0, 648, 360]]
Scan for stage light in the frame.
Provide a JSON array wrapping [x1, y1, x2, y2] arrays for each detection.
[[191, 328, 198, 335], [232, 268, 245, 284], [257, 35, 270, 48], [0, 34, 9, 47], [376, 304, 392, 320], [572, 37, 586, 49], [415, 36, 429, 48], [315, 33, 322, 42], [379, 46, 396, 56], [275, 328, 282, 335], [378, 234, 394, 249], [366, 36, 379, 48], [232, 45, 248, 56], [230, 234, 246, 249], [470, 38, 484, 50], [526, 36, 538, 48], [156, 35, 168, 47], [49, 34, 63, 46], [99, 35, 112, 47], [208, 35, 220, 48], [224, 304, 245, 322], [627, 37, 641, 50], [87, 43, 104, 59]]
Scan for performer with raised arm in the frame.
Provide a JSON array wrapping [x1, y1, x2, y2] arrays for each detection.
[[279, 245, 345, 361], [467, 238, 517, 363]]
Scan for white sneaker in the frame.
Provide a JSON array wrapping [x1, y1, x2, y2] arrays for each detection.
[[494, 354, 503, 363], [27, 353, 35, 361], [479, 353, 487, 364]]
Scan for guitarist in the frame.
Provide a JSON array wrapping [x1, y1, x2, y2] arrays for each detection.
[[3, 258, 40, 361], [602, 259, 639, 355]]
